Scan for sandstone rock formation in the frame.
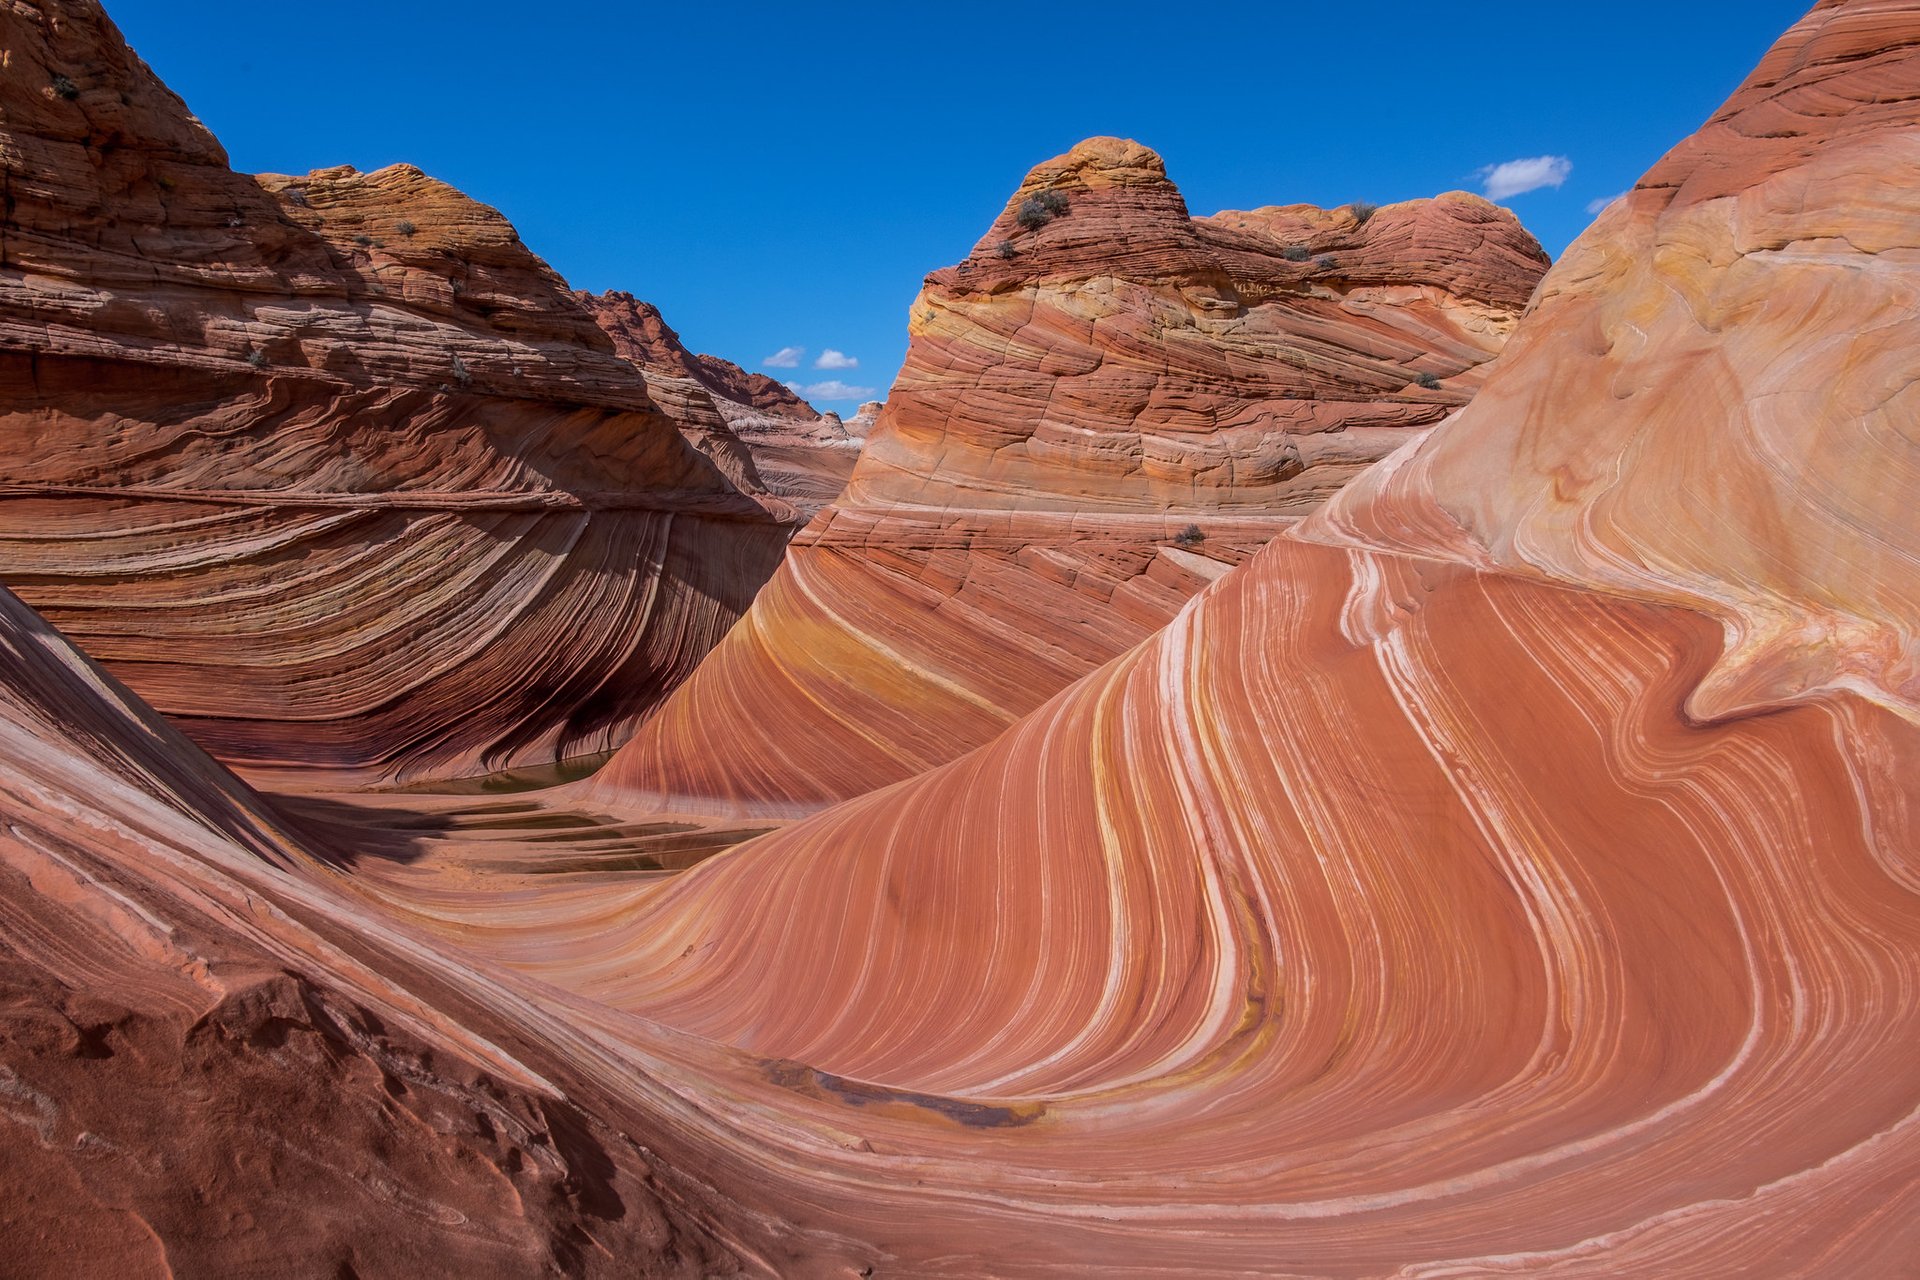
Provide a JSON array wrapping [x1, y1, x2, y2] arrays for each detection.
[[0, 582, 757, 1276], [499, 3, 1919, 1269], [0, 0, 794, 785], [587, 137, 1549, 816], [841, 400, 884, 439], [581, 290, 864, 514], [6, 0, 1920, 1276]]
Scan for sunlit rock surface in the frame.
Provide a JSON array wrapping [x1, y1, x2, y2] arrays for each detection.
[[538, 5, 1920, 1270], [0, 0, 794, 785], [2, 1, 1919, 1276], [588, 137, 1548, 816]]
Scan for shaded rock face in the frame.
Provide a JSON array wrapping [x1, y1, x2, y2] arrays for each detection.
[[588, 136, 1550, 816], [581, 290, 864, 514], [0, 583, 752, 1277], [0, 0, 793, 785]]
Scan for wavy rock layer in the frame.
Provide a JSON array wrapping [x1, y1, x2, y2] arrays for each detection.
[[1308, 0, 1920, 727], [5, 1, 1920, 1277], [563, 540, 1920, 1275], [404, 2, 1915, 1272], [590, 138, 1549, 815], [0, 0, 793, 784], [0, 583, 756, 1276]]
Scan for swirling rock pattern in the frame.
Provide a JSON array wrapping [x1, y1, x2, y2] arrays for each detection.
[[0, 0, 795, 784], [0, 582, 758, 1276], [515, 4, 1920, 1269], [589, 137, 1549, 816], [4, 1, 1920, 1277], [1306, 0, 1920, 728]]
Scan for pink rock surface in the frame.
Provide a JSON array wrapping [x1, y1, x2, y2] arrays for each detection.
[[588, 137, 1548, 816], [0, 581, 754, 1276], [4, 1, 1919, 1276]]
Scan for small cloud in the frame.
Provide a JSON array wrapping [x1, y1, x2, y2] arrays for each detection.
[[1585, 192, 1628, 215], [763, 346, 804, 368], [789, 379, 877, 403], [1478, 155, 1573, 201], [814, 348, 859, 370]]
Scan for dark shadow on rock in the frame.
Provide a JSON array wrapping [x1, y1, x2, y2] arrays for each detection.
[[266, 792, 453, 867]]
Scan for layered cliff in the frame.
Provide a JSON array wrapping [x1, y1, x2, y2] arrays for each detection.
[[581, 290, 864, 514], [588, 137, 1550, 816], [0, 0, 793, 784]]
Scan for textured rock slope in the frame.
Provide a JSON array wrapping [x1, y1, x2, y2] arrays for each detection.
[[6, 1, 1920, 1277], [0, 0, 793, 785], [484, 3, 1916, 1269], [590, 136, 1549, 816], [0, 582, 755, 1277], [581, 290, 864, 514]]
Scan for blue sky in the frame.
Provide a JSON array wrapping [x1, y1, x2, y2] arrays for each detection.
[[107, 2, 1811, 406]]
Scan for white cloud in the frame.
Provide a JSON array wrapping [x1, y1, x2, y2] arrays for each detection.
[[788, 379, 877, 403], [1478, 155, 1573, 201], [763, 346, 804, 368], [813, 348, 859, 370], [1585, 192, 1628, 215]]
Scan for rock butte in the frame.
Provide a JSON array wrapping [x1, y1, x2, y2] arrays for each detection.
[[3, 0, 1920, 1277], [0, 0, 819, 787], [587, 135, 1550, 817]]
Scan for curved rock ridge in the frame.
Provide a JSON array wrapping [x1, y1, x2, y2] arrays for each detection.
[[0, 0, 794, 783], [581, 290, 864, 514], [587, 136, 1550, 816], [3, 4, 1919, 1275], [1301, 0, 1920, 728], [463, 4, 1917, 1269], [562, 540, 1920, 1275]]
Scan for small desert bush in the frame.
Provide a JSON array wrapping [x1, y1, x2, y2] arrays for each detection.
[[51, 75, 79, 101], [396, 220, 417, 237], [1412, 370, 1441, 390], [1281, 245, 1310, 263], [995, 239, 1016, 260], [1173, 523, 1206, 548], [1016, 189, 1070, 230], [1351, 200, 1378, 226]]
